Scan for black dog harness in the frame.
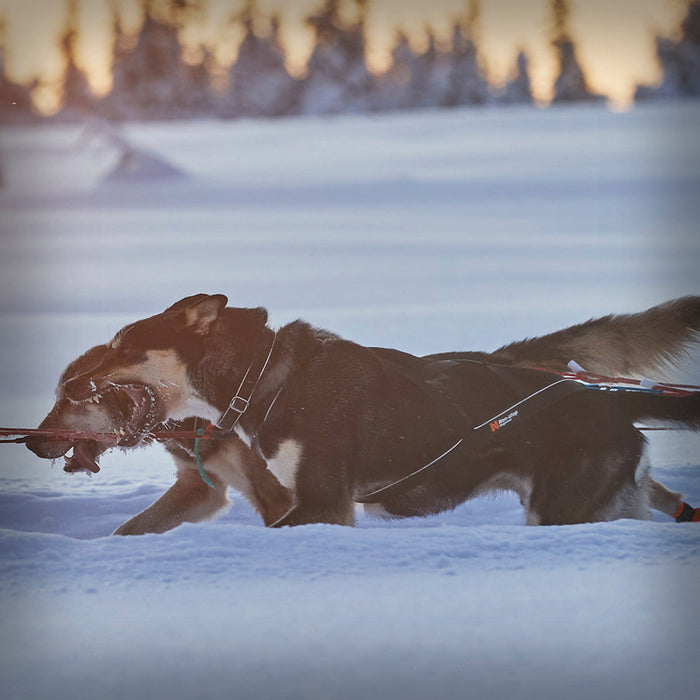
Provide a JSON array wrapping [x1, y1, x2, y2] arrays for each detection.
[[357, 362, 699, 503], [356, 374, 587, 503]]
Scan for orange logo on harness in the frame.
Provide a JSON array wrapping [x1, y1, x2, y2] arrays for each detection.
[[489, 410, 518, 433]]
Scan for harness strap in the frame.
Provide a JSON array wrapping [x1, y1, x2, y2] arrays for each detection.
[[356, 377, 587, 503], [216, 331, 276, 431]]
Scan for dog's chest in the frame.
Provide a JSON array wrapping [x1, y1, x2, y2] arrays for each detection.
[[235, 424, 302, 492], [263, 439, 303, 491]]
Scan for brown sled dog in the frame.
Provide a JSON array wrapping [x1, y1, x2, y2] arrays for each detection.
[[27, 296, 700, 533]]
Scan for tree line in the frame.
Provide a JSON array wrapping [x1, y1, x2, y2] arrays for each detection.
[[0, 0, 698, 124]]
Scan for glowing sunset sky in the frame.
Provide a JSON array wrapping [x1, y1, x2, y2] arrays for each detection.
[[0, 0, 691, 114]]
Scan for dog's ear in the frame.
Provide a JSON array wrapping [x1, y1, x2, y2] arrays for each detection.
[[180, 294, 228, 334], [164, 294, 215, 314]]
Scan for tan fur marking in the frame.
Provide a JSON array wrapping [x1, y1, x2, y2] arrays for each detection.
[[98, 349, 220, 424], [195, 439, 292, 525]]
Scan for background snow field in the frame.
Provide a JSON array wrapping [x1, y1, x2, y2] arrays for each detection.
[[1, 102, 699, 700]]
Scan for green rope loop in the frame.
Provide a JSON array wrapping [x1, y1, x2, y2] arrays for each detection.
[[194, 427, 216, 489]]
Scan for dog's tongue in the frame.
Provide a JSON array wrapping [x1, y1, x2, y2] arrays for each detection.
[[66, 442, 101, 473]]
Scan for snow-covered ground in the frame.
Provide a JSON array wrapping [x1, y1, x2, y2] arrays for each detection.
[[0, 102, 699, 700]]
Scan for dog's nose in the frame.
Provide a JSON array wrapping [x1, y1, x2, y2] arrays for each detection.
[[25, 434, 71, 459], [63, 375, 98, 402], [25, 434, 46, 456]]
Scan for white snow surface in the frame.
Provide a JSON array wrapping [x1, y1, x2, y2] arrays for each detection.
[[1, 102, 699, 700]]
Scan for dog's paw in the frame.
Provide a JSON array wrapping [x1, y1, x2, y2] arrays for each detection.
[[112, 519, 147, 536], [674, 502, 700, 523]]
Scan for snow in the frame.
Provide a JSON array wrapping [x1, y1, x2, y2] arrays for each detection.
[[1, 101, 699, 700]]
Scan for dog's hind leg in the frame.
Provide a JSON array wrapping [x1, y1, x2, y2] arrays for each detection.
[[527, 421, 654, 524], [113, 460, 229, 535], [650, 478, 700, 522], [649, 478, 684, 518]]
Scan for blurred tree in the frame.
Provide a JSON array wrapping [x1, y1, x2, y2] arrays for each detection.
[[93, 1, 213, 120], [411, 31, 452, 108], [444, 2, 490, 107], [496, 51, 534, 104], [298, 0, 375, 115], [0, 54, 35, 124], [373, 31, 418, 111], [635, 0, 700, 100], [550, 0, 604, 103], [55, 2, 97, 121], [219, 4, 299, 119], [0, 18, 37, 123]]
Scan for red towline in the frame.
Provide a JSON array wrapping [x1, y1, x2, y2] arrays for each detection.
[[1, 372, 698, 444], [0, 427, 216, 443], [549, 368, 700, 397]]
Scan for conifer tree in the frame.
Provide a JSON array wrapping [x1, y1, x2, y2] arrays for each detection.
[[221, 5, 298, 118], [550, 0, 603, 103], [373, 32, 418, 111], [298, 0, 374, 115], [411, 32, 452, 108], [94, 1, 213, 120], [498, 51, 533, 104], [0, 33, 35, 123], [444, 3, 490, 107], [635, 1, 700, 100], [55, 2, 96, 120]]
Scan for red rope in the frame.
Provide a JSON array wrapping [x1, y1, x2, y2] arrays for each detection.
[[2, 371, 698, 444], [0, 427, 217, 443], [548, 369, 700, 397]]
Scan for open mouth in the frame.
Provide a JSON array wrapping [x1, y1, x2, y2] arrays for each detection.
[[110, 382, 159, 447], [61, 382, 158, 473]]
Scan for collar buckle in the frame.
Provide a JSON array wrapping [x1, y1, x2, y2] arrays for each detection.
[[216, 395, 250, 431], [216, 332, 276, 432]]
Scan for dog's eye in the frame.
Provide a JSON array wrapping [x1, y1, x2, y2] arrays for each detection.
[[116, 345, 142, 362]]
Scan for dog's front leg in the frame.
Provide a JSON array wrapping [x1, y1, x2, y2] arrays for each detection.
[[113, 466, 228, 535], [269, 498, 355, 527], [266, 446, 355, 527]]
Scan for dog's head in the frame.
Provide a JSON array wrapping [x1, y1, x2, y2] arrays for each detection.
[[32, 294, 267, 454], [25, 344, 143, 473]]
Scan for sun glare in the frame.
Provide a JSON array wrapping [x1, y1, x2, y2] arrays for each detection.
[[0, 0, 690, 114]]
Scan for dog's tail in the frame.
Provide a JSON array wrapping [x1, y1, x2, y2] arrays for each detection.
[[492, 296, 700, 377]]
